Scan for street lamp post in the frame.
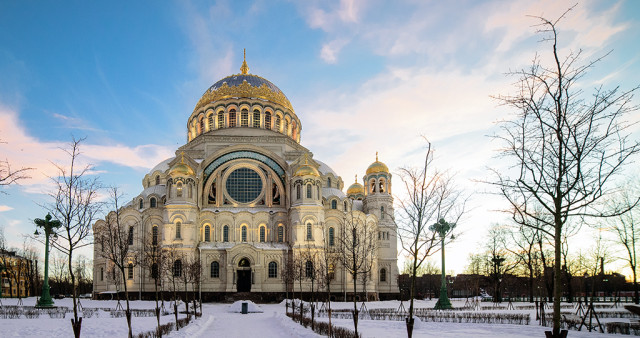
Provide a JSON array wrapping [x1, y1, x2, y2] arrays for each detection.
[[34, 213, 61, 308], [431, 218, 454, 310]]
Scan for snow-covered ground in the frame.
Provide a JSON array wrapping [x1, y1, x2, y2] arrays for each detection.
[[0, 297, 631, 337]]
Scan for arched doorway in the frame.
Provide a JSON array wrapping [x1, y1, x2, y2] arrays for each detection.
[[237, 258, 251, 292]]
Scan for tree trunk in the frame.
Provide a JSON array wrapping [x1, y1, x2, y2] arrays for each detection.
[[634, 269, 638, 304], [552, 220, 562, 336], [528, 265, 534, 303]]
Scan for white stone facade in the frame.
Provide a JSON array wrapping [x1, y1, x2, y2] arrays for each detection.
[[92, 62, 399, 301]]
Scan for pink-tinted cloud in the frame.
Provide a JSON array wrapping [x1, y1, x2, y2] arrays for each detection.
[[0, 106, 174, 193]]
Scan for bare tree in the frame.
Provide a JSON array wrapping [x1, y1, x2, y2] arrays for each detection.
[[317, 228, 339, 337], [508, 223, 541, 302], [281, 247, 296, 302], [485, 224, 519, 303], [95, 187, 137, 338], [46, 137, 102, 338], [140, 231, 165, 333], [607, 180, 640, 303], [163, 244, 182, 329], [0, 137, 32, 192], [21, 238, 40, 298], [490, 6, 640, 336], [395, 142, 466, 338], [337, 210, 377, 337]]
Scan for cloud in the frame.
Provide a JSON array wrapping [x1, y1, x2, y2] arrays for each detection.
[[0, 106, 175, 192], [320, 38, 349, 63], [485, 0, 629, 53], [0, 205, 13, 212], [50, 112, 103, 132]]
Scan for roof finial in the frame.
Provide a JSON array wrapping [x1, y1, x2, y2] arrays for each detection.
[[180, 151, 185, 164], [376, 151, 379, 161], [240, 48, 249, 74], [355, 174, 358, 183]]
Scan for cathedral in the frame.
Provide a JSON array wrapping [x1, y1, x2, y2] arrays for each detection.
[[93, 55, 399, 301]]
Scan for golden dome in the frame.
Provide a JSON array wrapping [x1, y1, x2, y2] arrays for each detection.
[[366, 152, 389, 175], [294, 154, 320, 177], [170, 154, 195, 176], [347, 175, 364, 196], [193, 51, 294, 114]]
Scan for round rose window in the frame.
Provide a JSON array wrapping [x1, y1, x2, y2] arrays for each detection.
[[226, 168, 263, 203]]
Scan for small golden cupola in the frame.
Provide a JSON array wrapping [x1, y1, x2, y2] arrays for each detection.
[[366, 152, 389, 175], [294, 153, 320, 177], [347, 175, 365, 200], [170, 153, 195, 177]]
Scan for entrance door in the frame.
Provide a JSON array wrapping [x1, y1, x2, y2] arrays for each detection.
[[237, 270, 251, 292]]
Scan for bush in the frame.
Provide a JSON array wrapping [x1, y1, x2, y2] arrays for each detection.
[[134, 316, 192, 338], [287, 311, 359, 338]]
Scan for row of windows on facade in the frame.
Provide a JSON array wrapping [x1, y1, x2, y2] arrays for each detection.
[[99, 262, 389, 283], [122, 222, 338, 246], [190, 108, 300, 140], [139, 196, 162, 209]]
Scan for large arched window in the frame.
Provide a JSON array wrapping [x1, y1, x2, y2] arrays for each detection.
[[253, 110, 260, 128], [380, 206, 385, 219], [268, 261, 278, 278], [128, 226, 134, 245], [150, 197, 157, 208], [208, 114, 214, 131], [199, 116, 205, 135], [344, 201, 348, 211], [241, 225, 247, 242], [204, 225, 211, 242], [155, 176, 160, 185], [306, 184, 312, 199], [275, 115, 281, 131], [173, 260, 182, 277], [284, 120, 289, 136], [259, 226, 265, 242], [128, 263, 134, 279], [176, 182, 183, 197], [277, 225, 284, 243], [265, 112, 271, 129], [210, 261, 220, 278], [305, 260, 314, 279], [139, 199, 143, 209], [329, 227, 335, 246], [152, 225, 158, 246], [229, 109, 236, 127], [223, 225, 229, 242], [296, 184, 301, 200], [175, 221, 181, 239], [380, 268, 387, 282], [217, 111, 224, 128], [306, 223, 312, 240], [241, 109, 248, 127], [331, 200, 337, 209], [327, 177, 331, 188]]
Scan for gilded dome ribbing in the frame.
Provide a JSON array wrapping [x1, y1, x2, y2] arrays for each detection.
[[366, 152, 389, 175]]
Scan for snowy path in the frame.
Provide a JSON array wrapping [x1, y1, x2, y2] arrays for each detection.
[[169, 303, 321, 338]]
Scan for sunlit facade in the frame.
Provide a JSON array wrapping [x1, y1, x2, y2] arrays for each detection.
[[93, 56, 399, 301]]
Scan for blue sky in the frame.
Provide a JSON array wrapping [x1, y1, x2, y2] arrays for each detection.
[[1, 0, 639, 275]]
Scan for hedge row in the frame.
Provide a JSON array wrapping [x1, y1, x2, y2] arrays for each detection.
[[0, 306, 170, 319], [321, 309, 530, 325], [287, 311, 359, 338]]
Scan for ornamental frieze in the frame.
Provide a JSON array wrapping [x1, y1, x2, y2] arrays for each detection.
[[194, 81, 294, 114]]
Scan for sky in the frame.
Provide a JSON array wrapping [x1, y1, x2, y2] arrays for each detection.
[[0, 0, 639, 276]]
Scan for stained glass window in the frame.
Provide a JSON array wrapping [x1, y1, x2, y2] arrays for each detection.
[[226, 168, 262, 203]]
